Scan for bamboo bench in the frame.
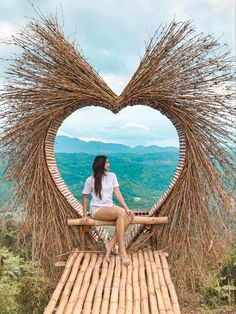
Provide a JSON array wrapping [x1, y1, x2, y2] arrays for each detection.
[[68, 212, 168, 250]]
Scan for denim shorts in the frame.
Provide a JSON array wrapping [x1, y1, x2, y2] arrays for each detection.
[[90, 206, 102, 218], [90, 204, 115, 218]]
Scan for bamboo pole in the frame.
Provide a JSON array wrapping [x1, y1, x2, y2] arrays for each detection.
[[44, 251, 78, 314], [91, 258, 109, 314], [153, 251, 174, 314], [159, 251, 181, 314], [72, 253, 98, 313], [83, 255, 103, 314], [138, 250, 150, 314], [68, 217, 168, 226], [148, 250, 166, 314], [118, 260, 127, 314], [109, 255, 121, 314], [125, 254, 133, 314], [64, 253, 91, 314], [143, 249, 159, 314], [79, 226, 85, 250], [132, 252, 141, 314], [55, 261, 66, 267], [56, 252, 84, 314], [100, 255, 115, 314]]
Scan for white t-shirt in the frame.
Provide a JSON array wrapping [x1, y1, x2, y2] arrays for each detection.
[[82, 171, 119, 208]]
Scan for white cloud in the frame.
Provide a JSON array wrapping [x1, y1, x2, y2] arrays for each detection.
[[0, 21, 19, 39], [57, 105, 178, 147], [100, 72, 130, 95], [146, 138, 180, 148], [78, 136, 121, 143], [120, 122, 150, 131], [0, 20, 26, 75], [57, 131, 75, 138]]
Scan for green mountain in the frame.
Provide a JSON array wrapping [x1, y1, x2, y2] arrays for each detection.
[[55, 152, 178, 210], [0, 150, 179, 212], [55, 136, 179, 154]]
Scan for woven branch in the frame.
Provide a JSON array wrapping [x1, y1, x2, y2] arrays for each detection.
[[0, 15, 235, 286]]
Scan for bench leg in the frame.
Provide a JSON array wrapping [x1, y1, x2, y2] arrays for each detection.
[[79, 226, 85, 250]]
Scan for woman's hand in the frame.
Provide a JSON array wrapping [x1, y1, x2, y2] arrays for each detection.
[[125, 208, 134, 217], [81, 214, 89, 224]]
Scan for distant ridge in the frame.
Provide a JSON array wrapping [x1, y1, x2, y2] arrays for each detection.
[[55, 136, 179, 154]]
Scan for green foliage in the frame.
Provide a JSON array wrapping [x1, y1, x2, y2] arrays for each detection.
[[0, 220, 18, 248], [199, 243, 236, 308], [0, 243, 51, 313], [15, 270, 51, 314], [0, 281, 19, 314], [0, 220, 32, 262]]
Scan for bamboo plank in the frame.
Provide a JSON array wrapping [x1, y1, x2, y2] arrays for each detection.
[[143, 249, 159, 314], [153, 251, 174, 314], [132, 252, 141, 314], [91, 258, 109, 314], [118, 260, 127, 314], [100, 255, 115, 314], [109, 255, 121, 314], [125, 254, 133, 314], [72, 253, 98, 313], [148, 250, 166, 314], [159, 252, 181, 314], [138, 250, 149, 314], [44, 252, 78, 314], [64, 253, 91, 314], [83, 255, 103, 314], [56, 252, 84, 314]]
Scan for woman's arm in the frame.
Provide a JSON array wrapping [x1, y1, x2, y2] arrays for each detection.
[[82, 194, 89, 216], [114, 187, 133, 216]]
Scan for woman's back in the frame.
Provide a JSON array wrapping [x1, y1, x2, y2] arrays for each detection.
[[82, 171, 119, 207]]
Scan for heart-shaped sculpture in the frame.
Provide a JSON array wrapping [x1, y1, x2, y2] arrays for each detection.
[[1, 15, 234, 276], [46, 104, 186, 245]]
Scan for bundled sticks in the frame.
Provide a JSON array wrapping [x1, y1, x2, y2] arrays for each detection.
[[0, 13, 235, 288]]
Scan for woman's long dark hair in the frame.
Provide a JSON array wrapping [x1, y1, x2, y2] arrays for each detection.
[[92, 155, 108, 200]]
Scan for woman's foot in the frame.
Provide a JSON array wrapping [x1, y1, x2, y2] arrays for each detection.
[[104, 254, 111, 263], [105, 239, 112, 262], [112, 244, 119, 255], [119, 250, 131, 266]]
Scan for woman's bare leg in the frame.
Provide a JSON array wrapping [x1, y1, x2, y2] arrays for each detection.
[[105, 216, 132, 256], [94, 206, 131, 265], [115, 214, 131, 265]]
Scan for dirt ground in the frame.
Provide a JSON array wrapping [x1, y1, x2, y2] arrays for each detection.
[[181, 305, 236, 313], [179, 294, 236, 314]]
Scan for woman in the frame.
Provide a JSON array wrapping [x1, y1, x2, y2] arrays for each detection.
[[82, 155, 134, 266]]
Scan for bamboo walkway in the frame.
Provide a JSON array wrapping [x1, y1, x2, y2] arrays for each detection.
[[44, 248, 181, 314]]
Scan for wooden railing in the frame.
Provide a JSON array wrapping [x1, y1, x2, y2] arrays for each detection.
[[68, 215, 168, 250]]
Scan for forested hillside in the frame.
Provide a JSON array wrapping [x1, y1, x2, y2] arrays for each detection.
[[55, 152, 178, 210], [0, 151, 179, 211]]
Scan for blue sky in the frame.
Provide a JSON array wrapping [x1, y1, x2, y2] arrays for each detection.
[[0, 0, 234, 147]]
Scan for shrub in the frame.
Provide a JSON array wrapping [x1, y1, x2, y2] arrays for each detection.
[[199, 243, 236, 308], [0, 247, 51, 313]]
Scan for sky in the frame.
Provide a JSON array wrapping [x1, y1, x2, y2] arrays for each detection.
[[0, 0, 235, 147]]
